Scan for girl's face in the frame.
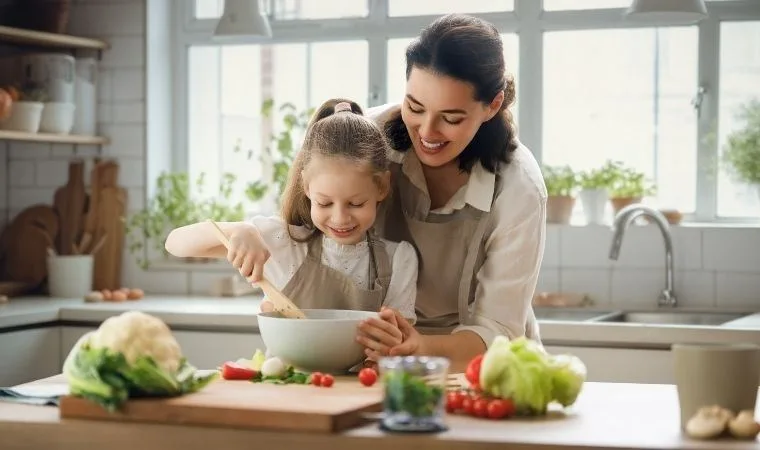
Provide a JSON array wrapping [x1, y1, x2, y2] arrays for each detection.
[[401, 66, 503, 168], [303, 156, 389, 245]]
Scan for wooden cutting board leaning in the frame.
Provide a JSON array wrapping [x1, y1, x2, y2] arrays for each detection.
[[59, 376, 383, 433]]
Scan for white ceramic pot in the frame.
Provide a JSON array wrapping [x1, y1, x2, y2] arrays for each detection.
[[0, 101, 44, 132], [39, 101, 76, 134], [47, 254, 93, 298], [579, 188, 609, 225]]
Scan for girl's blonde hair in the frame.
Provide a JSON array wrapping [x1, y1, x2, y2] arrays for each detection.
[[280, 98, 390, 242]]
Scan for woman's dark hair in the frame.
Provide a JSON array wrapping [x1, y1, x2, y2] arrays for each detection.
[[384, 13, 518, 173]]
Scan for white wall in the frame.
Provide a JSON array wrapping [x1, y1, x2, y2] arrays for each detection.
[[1, 0, 759, 308]]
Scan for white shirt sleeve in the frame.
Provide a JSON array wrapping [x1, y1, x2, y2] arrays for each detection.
[[382, 240, 418, 325], [248, 215, 308, 291], [452, 153, 547, 347]]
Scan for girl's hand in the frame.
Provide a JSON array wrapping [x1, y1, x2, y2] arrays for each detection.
[[357, 307, 419, 361], [228, 225, 270, 283]]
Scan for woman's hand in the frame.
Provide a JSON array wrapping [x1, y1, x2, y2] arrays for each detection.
[[357, 307, 422, 360], [259, 299, 274, 313], [228, 225, 270, 283]]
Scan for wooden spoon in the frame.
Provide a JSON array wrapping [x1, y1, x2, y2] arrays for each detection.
[[206, 219, 306, 319]]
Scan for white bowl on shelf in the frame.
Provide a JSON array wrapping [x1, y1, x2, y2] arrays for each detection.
[[39, 102, 76, 134], [1, 101, 44, 133]]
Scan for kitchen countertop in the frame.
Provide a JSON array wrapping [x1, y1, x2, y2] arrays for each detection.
[[1, 295, 759, 348], [0, 375, 758, 450]]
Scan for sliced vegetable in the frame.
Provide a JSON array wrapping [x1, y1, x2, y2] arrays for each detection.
[[250, 349, 266, 371], [221, 362, 258, 380]]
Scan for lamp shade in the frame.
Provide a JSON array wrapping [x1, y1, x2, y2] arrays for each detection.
[[213, 0, 272, 40], [625, 0, 708, 24]]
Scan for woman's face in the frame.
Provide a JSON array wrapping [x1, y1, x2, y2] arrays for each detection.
[[401, 66, 502, 168]]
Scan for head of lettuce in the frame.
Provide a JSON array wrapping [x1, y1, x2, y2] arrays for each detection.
[[63, 310, 217, 412]]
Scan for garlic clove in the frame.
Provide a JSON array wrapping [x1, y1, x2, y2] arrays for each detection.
[[728, 410, 760, 440], [685, 405, 732, 440]]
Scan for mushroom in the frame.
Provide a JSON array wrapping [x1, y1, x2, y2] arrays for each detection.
[[84, 291, 104, 303], [685, 405, 734, 440], [728, 410, 760, 440]]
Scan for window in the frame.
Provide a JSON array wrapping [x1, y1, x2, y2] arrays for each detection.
[[187, 41, 368, 211], [388, 0, 513, 17], [386, 34, 519, 114], [543, 27, 699, 213], [717, 21, 760, 218], [174, 0, 760, 223], [194, 0, 368, 20]]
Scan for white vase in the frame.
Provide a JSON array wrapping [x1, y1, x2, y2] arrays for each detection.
[[579, 188, 609, 225]]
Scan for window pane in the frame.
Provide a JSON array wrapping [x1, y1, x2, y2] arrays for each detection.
[[194, 0, 367, 20], [388, 0, 513, 17], [543, 28, 699, 214], [273, 0, 368, 19], [543, 0, 631, 11], [386, 34, 519, 123], [717, 21, 760, 218], [187, 41, 368, 212]]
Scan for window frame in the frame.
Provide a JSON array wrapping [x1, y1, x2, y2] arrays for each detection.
[[171, 0, 760, 223]]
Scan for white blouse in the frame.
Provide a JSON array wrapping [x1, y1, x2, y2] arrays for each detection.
[[249, 216, 418, 323]]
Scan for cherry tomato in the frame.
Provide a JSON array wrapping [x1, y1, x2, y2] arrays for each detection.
[[446, 391, 465, 412], [320, 373, 335, 387], [486, 399, 515, 419], [358, 368, 377, 387], [310, 372, 323, 386], [465, 354, 484, 386], [461, 396, 475, 415], [472, 398, 490, 418]]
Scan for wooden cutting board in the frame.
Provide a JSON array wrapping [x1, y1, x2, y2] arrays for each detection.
[[59, 377, 383, 433]]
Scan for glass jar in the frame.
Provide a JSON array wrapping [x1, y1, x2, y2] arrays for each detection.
[[378, 356, 450, 433]]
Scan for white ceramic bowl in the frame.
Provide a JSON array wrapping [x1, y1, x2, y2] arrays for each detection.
[[257, 309, 379, 374]]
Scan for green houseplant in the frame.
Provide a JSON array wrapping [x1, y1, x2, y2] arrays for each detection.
[[721, 99, 760, 201], [577, 160, 621, 225], [542, 164, 578, 224], [125, 171, 245, 269], [244, 100, 315, 210], [608, 164, 657, 215]]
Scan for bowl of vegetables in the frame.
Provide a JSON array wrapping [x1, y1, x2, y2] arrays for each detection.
[[256, 309, 379, 374]]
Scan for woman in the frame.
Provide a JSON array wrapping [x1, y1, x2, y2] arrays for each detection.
[[355, 13, 547, 371]]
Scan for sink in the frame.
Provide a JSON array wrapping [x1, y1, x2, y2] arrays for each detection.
[[597, 311, 749, 326], [534, 308, 616, 322]]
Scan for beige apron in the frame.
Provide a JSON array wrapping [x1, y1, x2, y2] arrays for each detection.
[[375, 158, 539, 340], [280, 232, 392, 311]]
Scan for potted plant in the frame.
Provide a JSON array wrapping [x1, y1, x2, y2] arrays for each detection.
[[542, 164, 578, 224], [577, 160, 620, 225], [244, 99, 315, 212], [125, 171, 245, 269], [721, 99, 760, 203], [608, 164, 657, 216]]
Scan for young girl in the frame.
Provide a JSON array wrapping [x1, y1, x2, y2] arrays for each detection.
[[165, 98, 417, 358]]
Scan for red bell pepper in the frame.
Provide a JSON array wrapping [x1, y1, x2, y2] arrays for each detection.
[[221, 361, 258, 380], [465, 354, 484, 389]]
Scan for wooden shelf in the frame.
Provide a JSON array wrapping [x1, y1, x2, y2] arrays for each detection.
[[0, 25, 109, 50], [0, 130, 109, 145]]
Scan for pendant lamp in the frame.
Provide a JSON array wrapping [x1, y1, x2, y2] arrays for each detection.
[[625, 0, 708, 24], [213, 0, 272, 40]]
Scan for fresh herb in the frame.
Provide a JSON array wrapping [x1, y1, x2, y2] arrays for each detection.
[[383, 372, 444, 418], [250, 365, 310, 385]]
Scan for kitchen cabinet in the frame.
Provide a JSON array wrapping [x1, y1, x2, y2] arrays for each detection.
[[545, 345, 674, 384], [0, 327, 61, 386], [61, 326, 265, 370]]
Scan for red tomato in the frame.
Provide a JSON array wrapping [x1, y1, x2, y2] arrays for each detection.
[[220, 362, 257, 380], [462, 396, 475, 415], [486, 399, 515, 419], [465, 354, 484, 387], [310, 372, 323, 386], [446, 391, 465, 412], [472, 398, 490, 418], [358, 368, 377, 387], [321, 373, 335, 387]]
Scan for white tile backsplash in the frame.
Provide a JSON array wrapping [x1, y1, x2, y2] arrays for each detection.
[[1, 0, 759, 310]]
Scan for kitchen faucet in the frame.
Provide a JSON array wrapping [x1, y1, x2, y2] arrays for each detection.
[[609, 203, 677, 307]]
